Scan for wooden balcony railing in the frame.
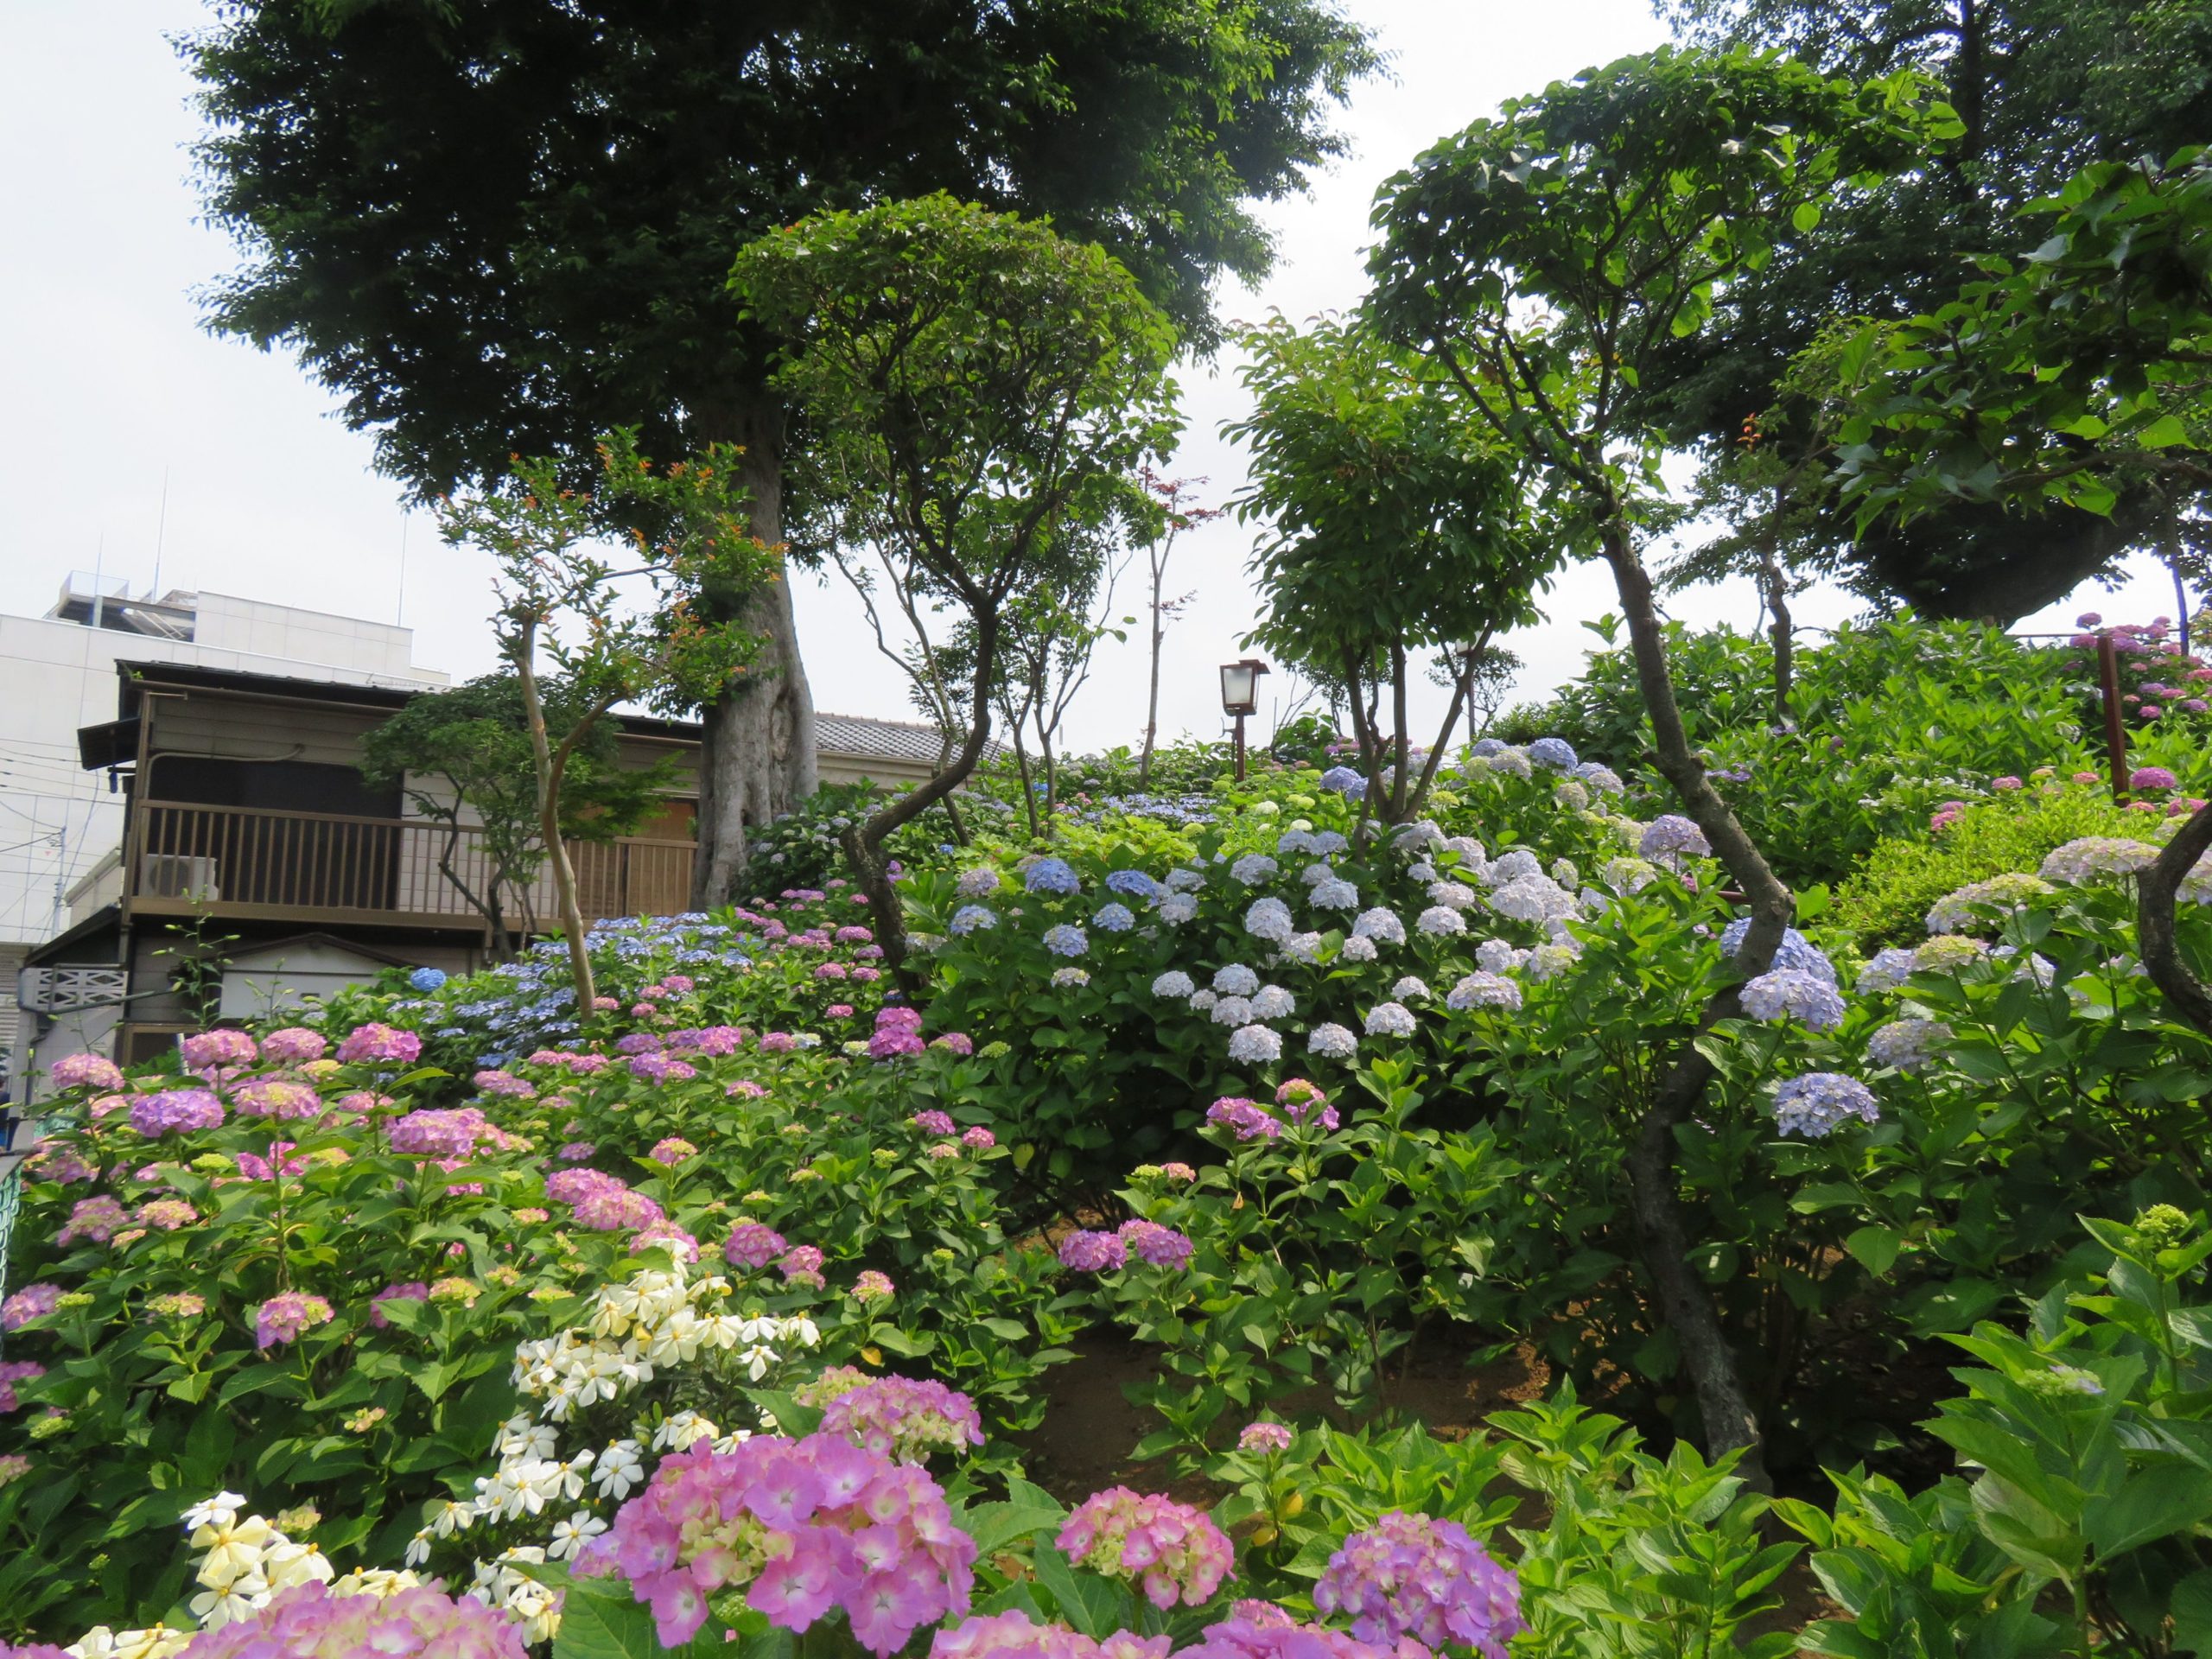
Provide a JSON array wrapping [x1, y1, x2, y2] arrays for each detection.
[[128, 800, 695, 932]]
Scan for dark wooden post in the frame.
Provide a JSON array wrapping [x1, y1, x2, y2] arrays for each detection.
[[2098, 630, 2130, 802]]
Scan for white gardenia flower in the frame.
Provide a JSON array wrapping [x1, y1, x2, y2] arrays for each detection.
[[548, 1510, 608, 1562], [183, 1494, 248, 1535], [66, 1630, 194, 1659], [594, 1440, 645, 1499]]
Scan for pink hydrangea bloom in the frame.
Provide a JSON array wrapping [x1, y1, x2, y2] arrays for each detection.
[[1117, 1220, 1195, 1269], [473, 1068, 537, 1098], [546, 1168, 664, 1233], [575, 1433, 976, 1653], [58, 1195, 128, 1245], [334, 1023, 423, 1065], [369, 1281, 429, 1329], [0, 1361, 48, 1414], [818, 1375, 983, 1463], [137, 1198, 199, 1232], [1180, 1610, 1415, 1659], [2, 1284, 61, 1332], [962, 1127, 995, 1150], [259, 1027, 328, 1065], [254, 1292, 335, 1350], [48, 1053, 124, 1093], [390, 1107, 509, 1160], [728, 1079, 771, 1099], [234, 1079, 324, 1121], [931, 1609, 1169, 1659], [725, 1223, 788, 1271], [1058, 1230, 1128, 1273], [913, 1110, 957, 1135], [180, 1028, 258, 1071], [650, 1136, 697, 1166], [1205, 1098, 1281, 1141], [1238, 1423, 1293, 1454], [172, 1580, 528, 1659], [1058, 1487, 1235, 1609]]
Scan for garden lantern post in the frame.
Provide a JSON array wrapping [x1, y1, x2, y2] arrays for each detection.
[[1219, 658, 1269, 781]]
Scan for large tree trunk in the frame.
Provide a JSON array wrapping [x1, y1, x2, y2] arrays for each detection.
[[691, 398, 817, 910]]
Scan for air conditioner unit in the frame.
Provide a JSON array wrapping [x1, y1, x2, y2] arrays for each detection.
[[141, 854, 220, 901]]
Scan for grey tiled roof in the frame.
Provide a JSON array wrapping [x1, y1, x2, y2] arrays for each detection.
[[816, 711, 964, 765]]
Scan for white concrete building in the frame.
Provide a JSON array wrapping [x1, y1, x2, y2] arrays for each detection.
[[0, 575, 447, 1070]]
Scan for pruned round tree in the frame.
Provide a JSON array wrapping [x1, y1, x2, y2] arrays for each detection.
[[732, 195, 1180, 976], [1226, 314, 1557, 823]]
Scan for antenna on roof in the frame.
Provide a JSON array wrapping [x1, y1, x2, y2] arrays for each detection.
[[152, 467, 171, 598], [395, 514, 409, 626], [91, 531, 105, 631]]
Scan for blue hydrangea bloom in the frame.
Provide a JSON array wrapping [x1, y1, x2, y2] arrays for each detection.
[[950, 905, 999, 935], [1025, 858, 1081, 895], [1042, 924, 1089, 957], [1719, 919, 1837, 985], [408, 966, 448, 993], [1471, 738, 1507, 757], [1103, 869, 1160, 900], [1529, 737, 1579, 770], [1093, 902, 1136, 932], [1319, 766, 1368, 798]]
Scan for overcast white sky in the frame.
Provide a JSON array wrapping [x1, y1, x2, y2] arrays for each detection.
[[0, 1, 2182, 757]]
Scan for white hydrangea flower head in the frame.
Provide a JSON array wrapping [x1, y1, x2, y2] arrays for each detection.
[[1213, 963, 1262, 996]]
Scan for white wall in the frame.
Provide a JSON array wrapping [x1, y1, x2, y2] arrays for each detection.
[[0, 592, 448, 960]]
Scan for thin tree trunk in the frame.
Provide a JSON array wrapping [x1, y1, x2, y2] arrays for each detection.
[[1758, 543, 1795, 731], [1388, 639, 1411, 823], [1599, 515, 1794, 1491], [842, 608, 1005, 990], [1408, 631, 1491, 817], [2139, 798, 2212, 1039], [514, 628, 596, 1008], [1009, 718, 1040, 839], [691, 397, 817, 909], [1141, 557, 1166, 787]]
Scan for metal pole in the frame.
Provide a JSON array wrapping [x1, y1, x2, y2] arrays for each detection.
[[1234, 714, 1247, 782], [2098, 630, 2130, 802]]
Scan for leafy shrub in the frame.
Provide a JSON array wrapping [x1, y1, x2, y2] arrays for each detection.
[[1505, 616, 2095, 887], [1830, 776, 2162, 945], [1782, 1207, 2212, 1658]]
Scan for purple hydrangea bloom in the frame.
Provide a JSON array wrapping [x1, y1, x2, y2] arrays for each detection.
[[1772, 1071, 1881, 1138], [1313, 1511, 1524, 1658], [1058, 1230, 1128, 1271], [1739, 969, 1847, 1032]]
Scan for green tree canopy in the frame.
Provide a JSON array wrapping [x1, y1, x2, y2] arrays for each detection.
[[1646, 0, 2212, 618], [188, 0, 1376, 895], [1225, 314, 1557, 820]]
